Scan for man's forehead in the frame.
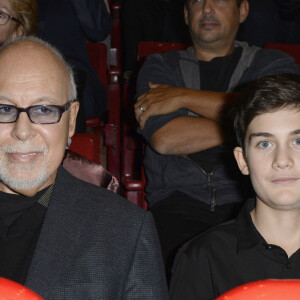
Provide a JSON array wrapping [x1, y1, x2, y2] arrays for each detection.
[[0, 41, 67, 78], [0, 41, 69, 103]]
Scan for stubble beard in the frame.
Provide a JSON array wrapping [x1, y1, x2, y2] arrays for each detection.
[[0, 140, 50, 191], [192, 16, 222, 47]]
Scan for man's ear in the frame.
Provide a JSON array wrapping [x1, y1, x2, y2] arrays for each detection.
[[239, 0, 249, 24], [184, 4, 189, 26], [234, 146, 249, 175], [68, 101, 79, 138]]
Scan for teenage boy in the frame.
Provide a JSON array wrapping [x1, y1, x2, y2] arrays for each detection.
[[169, 73, 300, 300]]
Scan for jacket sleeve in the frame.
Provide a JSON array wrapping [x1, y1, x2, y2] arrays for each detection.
[[136, 52, 188, 144], [124, 211, 169, 300], [70, 0, 112, 42], [169, 243, 216, 300]]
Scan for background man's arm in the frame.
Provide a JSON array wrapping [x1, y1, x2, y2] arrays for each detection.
[[136, 49, 300, 156], [135, 83, 237, 129], [151, 116, 227, 155], [135, 84, 237, 155]]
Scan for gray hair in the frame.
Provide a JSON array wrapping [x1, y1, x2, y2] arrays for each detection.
[[0, 36, 77, 101]]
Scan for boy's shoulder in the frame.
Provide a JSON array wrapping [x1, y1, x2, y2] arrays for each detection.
[[182, 218, 238, 258]]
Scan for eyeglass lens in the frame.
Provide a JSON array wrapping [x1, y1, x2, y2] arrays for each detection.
[[0, 11, 10, 25], [0, 105, 63, 124]]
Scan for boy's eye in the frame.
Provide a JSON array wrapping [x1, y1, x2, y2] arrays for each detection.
[[257, 141, 271, 149], [293, 138, 300, 146]]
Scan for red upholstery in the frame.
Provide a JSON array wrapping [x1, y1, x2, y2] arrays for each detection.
[[69, 133, 101, 164], [86, 42, 122, 179], [122, 42, 191, 209], [86, 42, 108, 93], [264, 43, 300, 66], [137, 41, 191, 67], [105, 67, 121, 179], [0, 277, 43, 300], [216, 279, 300, 300], [85, 42, 108, 135]]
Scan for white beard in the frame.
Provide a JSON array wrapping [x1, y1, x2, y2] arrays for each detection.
[[0, 140, 50, 191]]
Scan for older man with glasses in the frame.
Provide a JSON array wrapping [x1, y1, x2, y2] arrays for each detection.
[[0, 36, 168, 299]]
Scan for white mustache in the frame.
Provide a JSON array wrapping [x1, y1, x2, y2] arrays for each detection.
[[0, 141, 48, 154]]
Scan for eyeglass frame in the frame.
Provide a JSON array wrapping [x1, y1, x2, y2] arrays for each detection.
[[0, 10, 22, 26], [0, 100, 76, 125]]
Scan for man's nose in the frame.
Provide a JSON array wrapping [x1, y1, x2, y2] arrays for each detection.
[[11, 112, 37, 141], [202, 0, 215, 15]]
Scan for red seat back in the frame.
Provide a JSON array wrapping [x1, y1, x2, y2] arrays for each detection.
[[86, 42, 108, 94], [264, 43, 300, 66], [0, 277, 43, 300], [69, 133, 101, 164], [216, 279, 300, 300], [137, 41, 191, 66], [86, 42, 122, 179]]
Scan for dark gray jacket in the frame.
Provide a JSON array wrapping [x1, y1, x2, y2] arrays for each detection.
[[25, 167, 168, 299], [137, 41, 300, 208]]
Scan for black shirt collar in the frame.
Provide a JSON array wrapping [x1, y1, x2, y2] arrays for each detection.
[[236, 198, 268, 252]]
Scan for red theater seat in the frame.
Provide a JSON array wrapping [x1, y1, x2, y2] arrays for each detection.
[[69, 133, 101, 164], [216, 279, 300, 300], [264, 43, 300, 66], [0, 277, 43, 300], [86, 42, 122, 179]]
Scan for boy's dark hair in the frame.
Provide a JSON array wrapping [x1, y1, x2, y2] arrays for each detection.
[[185, 0, 244, 8], [233, 73, 300, 149]]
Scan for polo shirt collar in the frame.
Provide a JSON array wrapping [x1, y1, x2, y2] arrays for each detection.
[[236, 198, 268, 252]]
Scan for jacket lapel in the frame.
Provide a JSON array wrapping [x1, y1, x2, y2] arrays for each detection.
[[25, 167, 83, 297]]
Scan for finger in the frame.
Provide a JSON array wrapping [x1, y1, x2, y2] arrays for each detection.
[[135, 109, 143, 123], [135, 97, 144, 108], [134, 103, 142, 115], [136, 91, 148, 103], [135, 102, 148, 114], [139, 114, 146, 130], [148, 82, 160, 89]]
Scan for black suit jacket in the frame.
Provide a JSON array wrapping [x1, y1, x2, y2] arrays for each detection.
[[24, 167, 168, 299]]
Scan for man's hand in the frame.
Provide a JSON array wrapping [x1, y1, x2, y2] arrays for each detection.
[[134, 82, 186, 129]]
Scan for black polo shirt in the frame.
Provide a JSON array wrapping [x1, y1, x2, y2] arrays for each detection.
[[170, 199, 300, 300]]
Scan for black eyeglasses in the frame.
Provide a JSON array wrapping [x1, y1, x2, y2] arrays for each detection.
[[0, 10, 22, 26], [0, 101, 75, 124]]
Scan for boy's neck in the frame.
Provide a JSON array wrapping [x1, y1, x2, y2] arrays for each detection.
[[251, 199, 300, 258]]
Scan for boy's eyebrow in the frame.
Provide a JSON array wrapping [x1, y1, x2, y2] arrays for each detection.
[[291, 129, 300, 135], [248, 132, 273, 143], [248, 129, 300, 143]]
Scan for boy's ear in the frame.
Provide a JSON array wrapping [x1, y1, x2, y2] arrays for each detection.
[[234, 146, 249, 175]]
